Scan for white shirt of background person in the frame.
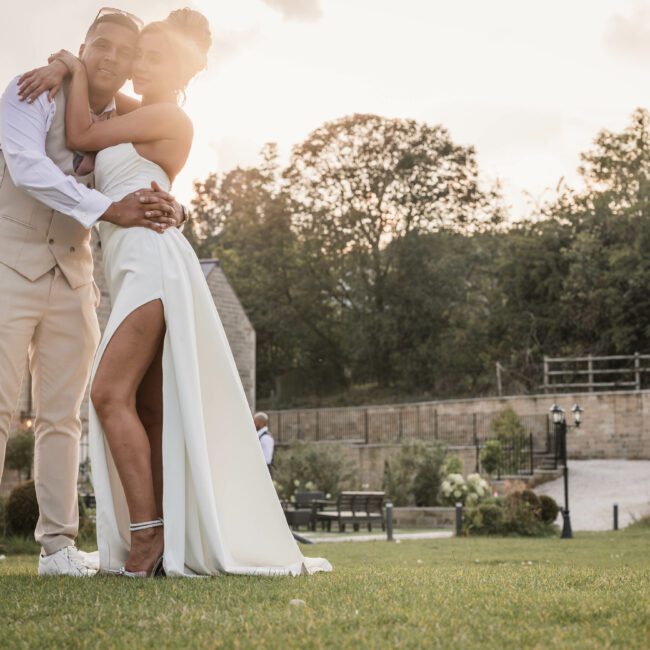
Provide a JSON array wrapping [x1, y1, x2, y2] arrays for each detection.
[[254, 412, 274, 466]]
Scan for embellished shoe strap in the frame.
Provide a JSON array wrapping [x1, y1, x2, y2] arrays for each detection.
[[129, 518, 164, 532]]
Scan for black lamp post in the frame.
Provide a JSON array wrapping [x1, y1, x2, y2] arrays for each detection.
[[549, 403, 583, 539]]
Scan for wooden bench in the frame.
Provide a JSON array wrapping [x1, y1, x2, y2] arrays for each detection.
[[315, 491, 385, 532]]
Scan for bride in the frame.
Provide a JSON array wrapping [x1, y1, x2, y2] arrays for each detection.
[[40, 9, 331, 578]]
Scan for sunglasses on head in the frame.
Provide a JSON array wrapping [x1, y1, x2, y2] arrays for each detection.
[[94, 6, 144, 31]]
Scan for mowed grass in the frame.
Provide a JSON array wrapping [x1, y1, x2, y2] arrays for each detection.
[[1, 529, 649, 649]]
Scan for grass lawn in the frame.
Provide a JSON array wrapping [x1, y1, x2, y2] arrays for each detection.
[[1, 528, 649, 649], [298, 526, 448, 541]]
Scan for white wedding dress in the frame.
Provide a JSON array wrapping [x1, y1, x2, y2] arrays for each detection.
[[89, 142, 332, 577]]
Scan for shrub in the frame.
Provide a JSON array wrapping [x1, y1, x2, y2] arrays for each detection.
[[383, 440, 449, 506], [479, 439, 503, 476], [508, 489, 541, 514], [272, 441, 357, 500], [490, 408, 529, 473], [6, 480, 39, 537], [491, 408, 526, 443], [440, 473, 490, 506], [383, 441, 422, 506], [464, 501, 505, 534], [503, 496, 549, 536], [464, 490, 558, 537], [538, 495, 560, 524], [412, 444, 449, 506], [5, 430, 34, 480], [443, 454, 463, 475]]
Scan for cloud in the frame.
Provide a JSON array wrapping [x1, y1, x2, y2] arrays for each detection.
[[605, 4, 650, 64], [429, 103, 568, 154], [211, 27, 261, 65], [209, 136, 264, 171], [260, 0, 322, 22]]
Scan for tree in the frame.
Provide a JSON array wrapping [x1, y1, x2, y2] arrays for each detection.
[[484, 108, 650, 390], [188, 145, 346, 399], [284, 113, 500, 386]]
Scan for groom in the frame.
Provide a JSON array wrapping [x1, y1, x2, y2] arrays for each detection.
[[0, 9, 183, 576]]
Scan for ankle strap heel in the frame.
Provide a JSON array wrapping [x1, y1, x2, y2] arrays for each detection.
[[115, 518, 165, 578], [129, 518, 164, 532]]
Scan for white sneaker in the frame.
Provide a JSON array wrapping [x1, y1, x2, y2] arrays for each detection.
[[38, 545, 98, 577], [77, 549, 100, 571]]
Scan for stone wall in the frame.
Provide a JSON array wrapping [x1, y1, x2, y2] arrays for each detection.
[[271, 390, 650, 460]]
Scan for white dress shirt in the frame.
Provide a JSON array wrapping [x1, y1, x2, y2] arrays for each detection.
[[257, 426, 275, 465], [0, 77, 112, 228]]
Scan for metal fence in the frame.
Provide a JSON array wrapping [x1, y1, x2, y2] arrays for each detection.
[[475, 433, 535, 477], [268, 406, 549, 448]]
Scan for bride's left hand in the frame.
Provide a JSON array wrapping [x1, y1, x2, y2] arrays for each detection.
[[18, 59, 68, 103], [49, 49, 84, 76]]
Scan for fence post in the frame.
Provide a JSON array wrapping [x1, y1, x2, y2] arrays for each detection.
[[635, 352, 641, 391], [473, 414, 480, 473], [315, 410, 320, 442], [434, 409, 438, 440], [543, 356, 549, 393], [613, 504, 619, 531], [364, 408, 369, 445], [385, 501, 394, 541], [455, 502, 463, 537], [529, 432, 534, 475], [496, 361, 503, 396], [398, 408, 403, 441], [588, 354, 594, 392]]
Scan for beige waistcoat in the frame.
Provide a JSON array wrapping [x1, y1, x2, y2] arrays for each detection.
[[0, 89, 96, 289]]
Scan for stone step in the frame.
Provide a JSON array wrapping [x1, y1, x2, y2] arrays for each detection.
[[534, 468, 562, 476]]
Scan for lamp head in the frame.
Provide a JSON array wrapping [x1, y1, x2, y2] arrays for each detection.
[[550, 403, 565, 424], [571, 403, 583, 427]]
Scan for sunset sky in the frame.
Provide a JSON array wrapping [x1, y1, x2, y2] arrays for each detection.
[[2, 0, 650, 217]]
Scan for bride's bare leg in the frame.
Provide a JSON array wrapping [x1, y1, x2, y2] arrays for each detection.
[[91, 299, 165, 573], [136, 336, 164, 518]]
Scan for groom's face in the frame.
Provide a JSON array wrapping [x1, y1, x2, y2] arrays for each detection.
[[79, 22, 137, 97]]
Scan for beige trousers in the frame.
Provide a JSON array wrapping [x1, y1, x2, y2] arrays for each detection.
[[0, 262, 100, 554]]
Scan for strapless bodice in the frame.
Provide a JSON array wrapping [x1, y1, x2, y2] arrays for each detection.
[[94, 142, 170, 202]]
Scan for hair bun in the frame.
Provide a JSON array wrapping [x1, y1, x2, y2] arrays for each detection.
[[166, 8, 212, 56]]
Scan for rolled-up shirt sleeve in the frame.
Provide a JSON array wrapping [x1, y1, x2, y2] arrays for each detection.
[[0, 77, 111, 228]]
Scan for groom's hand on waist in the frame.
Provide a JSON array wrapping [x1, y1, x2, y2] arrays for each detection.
[[151, 180, 186, 229], [100, 187, 178, 232]]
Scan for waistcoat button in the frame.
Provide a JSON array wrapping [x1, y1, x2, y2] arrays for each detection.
[[48, 238, 54, 244], [70, 246, 76, 252]]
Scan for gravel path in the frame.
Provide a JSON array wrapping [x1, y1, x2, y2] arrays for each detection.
[[535, 460, 650, 531]]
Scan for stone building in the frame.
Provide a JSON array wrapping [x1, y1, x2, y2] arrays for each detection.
[[6, 232, 255, 482]]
